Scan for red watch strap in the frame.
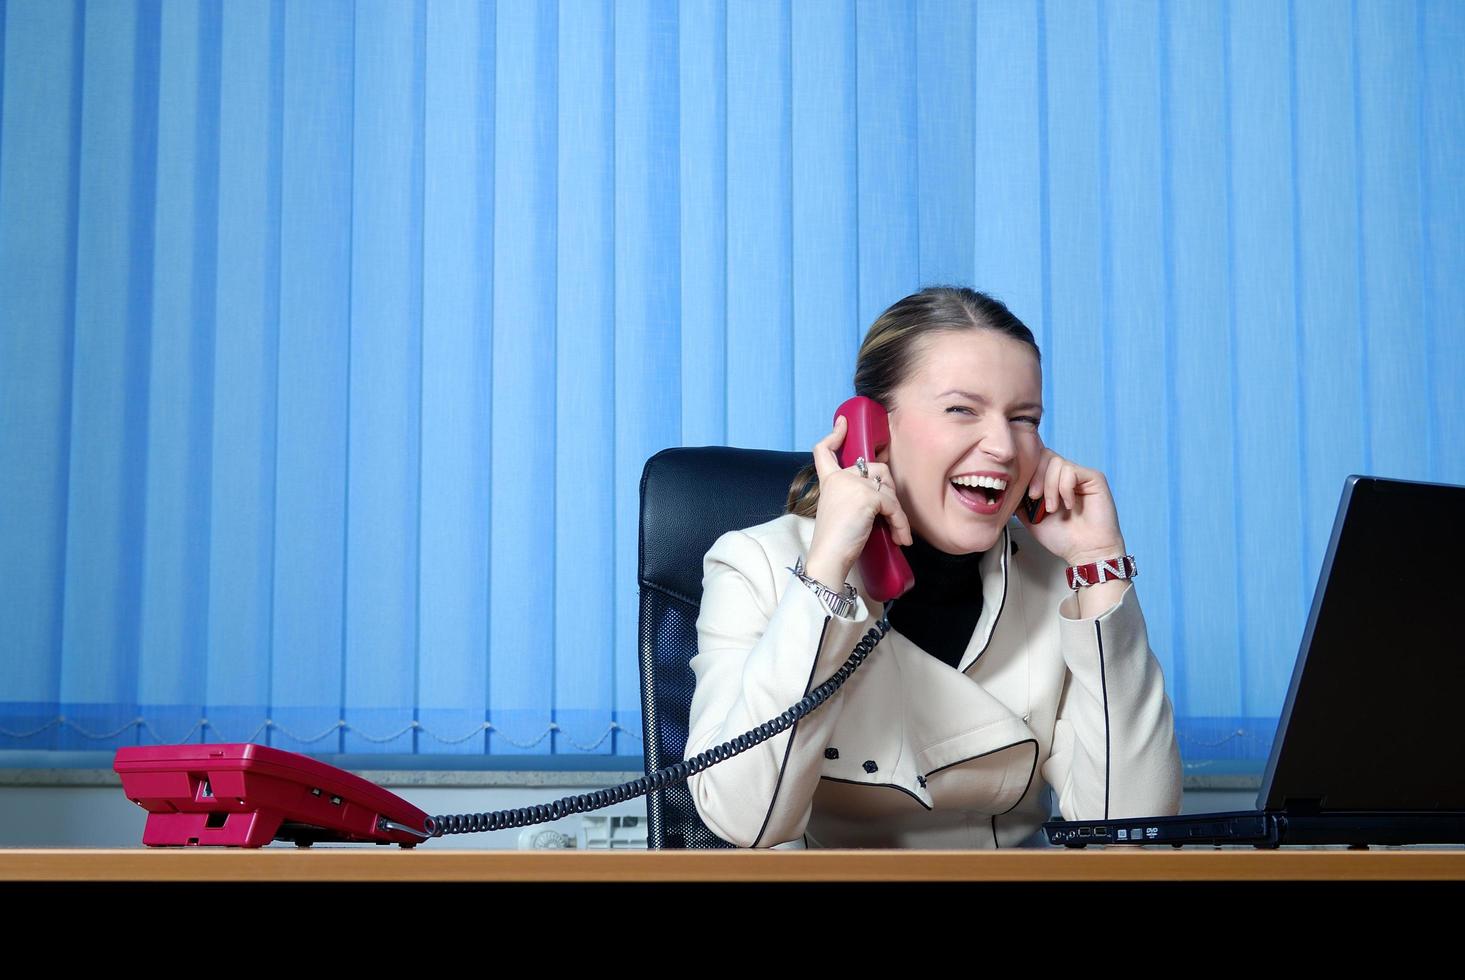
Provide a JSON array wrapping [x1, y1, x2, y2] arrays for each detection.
[[1066, 555, 1137, 590]]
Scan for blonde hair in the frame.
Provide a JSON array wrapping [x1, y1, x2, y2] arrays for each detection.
[[785, 286, 1040, 517]]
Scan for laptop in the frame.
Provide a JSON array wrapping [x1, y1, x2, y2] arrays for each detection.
[[1043, 475, 1465, 848]]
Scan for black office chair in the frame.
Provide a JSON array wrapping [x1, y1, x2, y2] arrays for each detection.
[[637, 445, 812, 848]]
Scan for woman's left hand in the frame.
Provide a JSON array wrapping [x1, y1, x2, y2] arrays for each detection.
[[1015, 444, 1128, 567]]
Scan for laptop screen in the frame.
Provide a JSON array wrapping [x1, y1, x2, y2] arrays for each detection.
[[1259, 476, 1465, 813]]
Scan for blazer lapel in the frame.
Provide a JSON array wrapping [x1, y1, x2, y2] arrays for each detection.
[[955, 524, 1009, 674]]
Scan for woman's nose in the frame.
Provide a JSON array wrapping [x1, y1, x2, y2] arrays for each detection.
[[980, 420, 1016, 463]]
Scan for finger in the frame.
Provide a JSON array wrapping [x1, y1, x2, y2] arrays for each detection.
[[864, 461, 893, 487], [812, 415, 848, 479], [878, 484, 915, 546], [860, 467, 909, 544], [1028, 448, 1054, 501], [1059, 464, 1078, 512], [1044, 453, 1064, 514], [1073, 464, 1105, 495]]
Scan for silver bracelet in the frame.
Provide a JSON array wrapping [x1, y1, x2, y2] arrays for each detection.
[[788, 556, 859, 619]]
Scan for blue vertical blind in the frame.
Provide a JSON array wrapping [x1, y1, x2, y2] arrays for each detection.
[[2, 0, 1462, 767]]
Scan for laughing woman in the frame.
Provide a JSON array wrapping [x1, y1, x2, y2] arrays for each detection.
[[684, 286, 1182, 848]]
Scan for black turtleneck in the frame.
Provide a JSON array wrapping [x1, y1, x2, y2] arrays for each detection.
[[885, 531, 986, 670]]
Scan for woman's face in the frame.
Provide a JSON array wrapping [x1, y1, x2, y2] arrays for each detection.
[[882, 329, 1044, 556]]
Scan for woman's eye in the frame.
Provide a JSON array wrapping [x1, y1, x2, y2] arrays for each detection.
[[947, 406, 1040, 426]]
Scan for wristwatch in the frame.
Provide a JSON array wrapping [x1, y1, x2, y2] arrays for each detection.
[[1065, 555, 1138, 590], [788, 556, 859, 619]]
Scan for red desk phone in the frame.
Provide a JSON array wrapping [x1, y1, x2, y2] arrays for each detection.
[[114, 743, 432, 847]]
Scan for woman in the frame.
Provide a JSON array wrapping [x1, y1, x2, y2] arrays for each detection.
[[684, 286, 1182, 848]]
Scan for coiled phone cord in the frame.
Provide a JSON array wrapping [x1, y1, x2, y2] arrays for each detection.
[[422, 614, 892, 838]]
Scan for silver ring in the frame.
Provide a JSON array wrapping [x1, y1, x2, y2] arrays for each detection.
[[875, 475, 883, 491], [855, 456, 868, 479]]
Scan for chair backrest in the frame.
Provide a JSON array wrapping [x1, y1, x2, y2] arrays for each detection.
[[637, 445, 812, 848]]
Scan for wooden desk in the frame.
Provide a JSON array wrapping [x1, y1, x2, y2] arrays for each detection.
[[4, 847, 1464, 882], [7, 848, 1461, 937]]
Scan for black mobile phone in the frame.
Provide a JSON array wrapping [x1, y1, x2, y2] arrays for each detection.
[[1018, 491, 1046, 525]]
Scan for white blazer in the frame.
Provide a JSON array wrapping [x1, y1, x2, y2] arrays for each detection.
[[685, 513, 1183, 848]]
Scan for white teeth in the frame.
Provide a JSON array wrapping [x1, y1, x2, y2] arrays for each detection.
[[951, 474, 1007, 491]]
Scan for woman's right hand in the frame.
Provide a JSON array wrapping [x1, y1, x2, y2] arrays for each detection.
[[804, 414, 914, 588]]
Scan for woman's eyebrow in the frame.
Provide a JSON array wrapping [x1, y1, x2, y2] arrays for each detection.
[[938, 388, 1044, 413]]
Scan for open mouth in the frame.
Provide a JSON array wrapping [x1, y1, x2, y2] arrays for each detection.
[[950, 476, 1006, 513]]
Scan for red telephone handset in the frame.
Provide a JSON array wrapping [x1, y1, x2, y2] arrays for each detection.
[[834, 396, 916, 602]]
